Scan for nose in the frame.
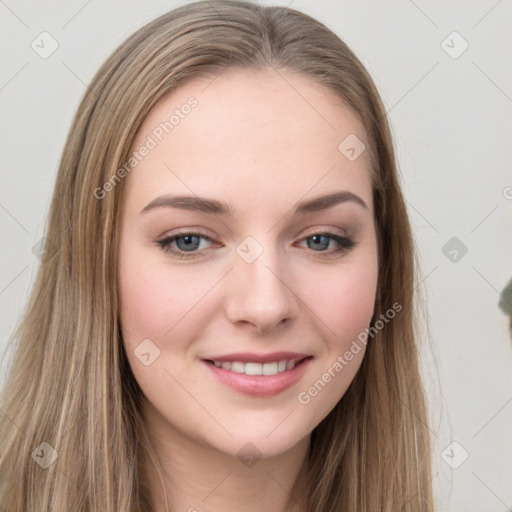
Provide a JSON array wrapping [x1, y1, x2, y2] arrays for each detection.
[[224, 244, 299, 334]]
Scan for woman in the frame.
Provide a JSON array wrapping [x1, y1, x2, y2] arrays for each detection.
[[0, 1, 435, 510]]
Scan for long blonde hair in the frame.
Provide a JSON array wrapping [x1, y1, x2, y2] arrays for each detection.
[[0, 1, 434, 510]]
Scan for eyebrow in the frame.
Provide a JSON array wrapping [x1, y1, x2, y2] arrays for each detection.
[[140, 191, 368, 216]]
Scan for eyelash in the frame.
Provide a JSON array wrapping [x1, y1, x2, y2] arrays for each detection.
[[156, 230, 357, 259]]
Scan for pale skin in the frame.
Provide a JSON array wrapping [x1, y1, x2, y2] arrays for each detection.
[[118, 68, 379, 512]]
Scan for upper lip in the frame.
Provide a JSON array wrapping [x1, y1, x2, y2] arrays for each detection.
[[203, 351, 311, 364]]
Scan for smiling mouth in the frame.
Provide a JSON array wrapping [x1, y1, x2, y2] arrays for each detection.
[[204, 356, 312, 376]]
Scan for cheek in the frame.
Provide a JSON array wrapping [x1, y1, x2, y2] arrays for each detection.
[[117, 245, 213, 352], [117, 248, 219, 412], [294, 258, 377, 429], [303, 258, 378, 347]]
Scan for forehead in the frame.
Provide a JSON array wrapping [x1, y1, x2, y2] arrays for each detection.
[[124, 68, 372, 214]]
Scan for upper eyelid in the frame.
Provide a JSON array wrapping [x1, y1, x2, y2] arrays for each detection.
[[158, 223, 352, 240]]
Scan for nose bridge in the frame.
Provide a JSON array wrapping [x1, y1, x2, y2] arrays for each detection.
[[226, 234, 298, 331]]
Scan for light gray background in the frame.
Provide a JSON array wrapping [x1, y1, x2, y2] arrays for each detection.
[[1, 1, 511, 510]]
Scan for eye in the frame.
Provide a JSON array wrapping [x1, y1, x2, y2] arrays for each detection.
[[156, 232, 215, 258], [297, 232, 356, 257], [156, 230, 357, 260]]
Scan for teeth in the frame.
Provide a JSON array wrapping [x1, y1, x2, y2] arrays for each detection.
[[211, 358, 300, 376], [231, 362, 244, 373], [245, 362, 262, 375], [262, 362, 278, 375], [286, 360, 296, 370]]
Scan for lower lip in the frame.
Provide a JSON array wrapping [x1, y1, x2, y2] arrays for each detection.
[[202, 358, 312, 397]]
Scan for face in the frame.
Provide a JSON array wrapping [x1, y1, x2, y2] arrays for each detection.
[[117, 68, 378, 459]]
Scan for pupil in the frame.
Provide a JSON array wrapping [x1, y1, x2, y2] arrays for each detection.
[[309, 235, 329, 251], [177, 235, 199, 251]]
